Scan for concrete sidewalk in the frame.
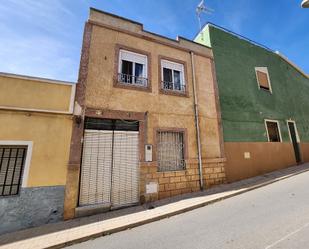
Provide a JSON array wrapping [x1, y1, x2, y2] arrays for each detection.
[[1, 163, 309, 249]]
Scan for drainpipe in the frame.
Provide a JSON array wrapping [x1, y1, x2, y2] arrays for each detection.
[[190, 51, 204, 190]]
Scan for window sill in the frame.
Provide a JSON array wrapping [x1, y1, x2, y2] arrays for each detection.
[[259, 86, 272, 93], [159, 88, 189, 98], [113, 80, 152, 93], [157, 168, 186, 173]]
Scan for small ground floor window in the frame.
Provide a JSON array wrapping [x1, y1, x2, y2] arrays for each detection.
[[265, 120, 281, 142], [0, 146, 27, 196], [157, 130, 185, 172]]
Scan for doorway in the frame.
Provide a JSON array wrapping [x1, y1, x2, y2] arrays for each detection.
[[287, 121, 301, 164], [79, 118, 140, 209]]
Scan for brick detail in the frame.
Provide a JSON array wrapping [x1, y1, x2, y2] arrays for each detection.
[[203, 162, 226, 187], [140, 160, 226, 203]]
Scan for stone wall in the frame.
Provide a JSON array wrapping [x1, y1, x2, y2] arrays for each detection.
[[0, 186, 64, 235], [140, 160, 226, 202]]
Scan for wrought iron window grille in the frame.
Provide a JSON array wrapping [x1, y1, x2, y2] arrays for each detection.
[[118, 73, 148, 87], [157, 131, 186, 172], [162, 81, 186, 92], [0, 147, 27, 197]]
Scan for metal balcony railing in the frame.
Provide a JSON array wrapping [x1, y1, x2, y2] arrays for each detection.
[[162, 81, 186, 92], [118, 73, 148, 87]]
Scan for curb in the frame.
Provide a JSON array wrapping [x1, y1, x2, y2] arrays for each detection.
[[3, 167, 309, 249]]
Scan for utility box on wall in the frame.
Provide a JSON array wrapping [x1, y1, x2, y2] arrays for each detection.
[[145, 144, 152, 162], [146, 182, 158, 194]]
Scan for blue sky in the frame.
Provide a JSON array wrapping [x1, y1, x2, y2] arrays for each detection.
[[0, 0, 308, 82]]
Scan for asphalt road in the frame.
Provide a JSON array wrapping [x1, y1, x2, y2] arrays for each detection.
[[67, 171, 309, 249]]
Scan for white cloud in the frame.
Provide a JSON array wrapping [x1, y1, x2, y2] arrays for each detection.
[[0, 33, 77, 81], [0, 0, 81, 81], [0, 0, 75, 34]]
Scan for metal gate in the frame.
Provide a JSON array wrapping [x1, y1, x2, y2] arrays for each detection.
[[79, 118, 139, 209]]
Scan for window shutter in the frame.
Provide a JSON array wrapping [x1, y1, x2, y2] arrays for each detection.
[[257, 70, 270, 89], [111, 131, 139, 207], [161, 60, 184, 72], [79, 130, 113, 206], [120, 50, 147, 65]]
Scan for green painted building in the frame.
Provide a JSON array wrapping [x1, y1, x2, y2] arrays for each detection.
[[195, 24, 309, 181]]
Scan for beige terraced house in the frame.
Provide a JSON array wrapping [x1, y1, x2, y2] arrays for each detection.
[[63, 8, 226, 219], [0, 7, 227, 234]]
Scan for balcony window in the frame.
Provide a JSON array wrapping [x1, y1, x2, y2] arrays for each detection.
[[118, 49, 148, 87], [161, 60, 185, 92]]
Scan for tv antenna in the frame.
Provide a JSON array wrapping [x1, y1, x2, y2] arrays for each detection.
[[196, 0, 214, 31]]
